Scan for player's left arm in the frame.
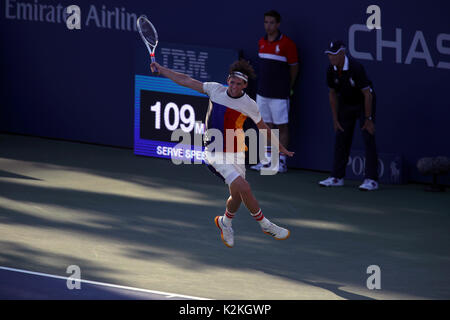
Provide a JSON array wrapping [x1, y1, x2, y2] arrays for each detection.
[[256, 119, 294, 157]]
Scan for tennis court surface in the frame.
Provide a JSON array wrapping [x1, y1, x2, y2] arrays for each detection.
[[1, 134, 449, 300]]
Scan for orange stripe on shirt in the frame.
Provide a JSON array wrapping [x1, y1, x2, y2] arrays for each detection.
[[223, 109, 247, 153]]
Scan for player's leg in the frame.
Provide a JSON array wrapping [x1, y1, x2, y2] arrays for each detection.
[[210, 156, 246, 248], [229, 176, 259, 213], [230, 176, 290, 240], [222, 185, 242, 226], [214, 186, 241, 248], [226, 188, 241, 213]]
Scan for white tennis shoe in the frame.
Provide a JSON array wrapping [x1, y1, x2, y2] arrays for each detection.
[[214, 216, 234, 248], [359, 179, 379, 191], [250, 162, 264, 171], [261, 221, 290, 240], [319, 177, 344, 187], [250, 161, 270, 171], [254, 159, 287, 173]]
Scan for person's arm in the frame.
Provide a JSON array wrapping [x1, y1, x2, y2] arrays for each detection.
[[286, 39, 299, 95], [329, 88, 344, 132], [256, 119, 294, 157], [361, 88, 375, 135], [352, 63, 375, 134], [151, 62, 204, 93], [362, 88, 373, 118], [289, 64, 299, 91]]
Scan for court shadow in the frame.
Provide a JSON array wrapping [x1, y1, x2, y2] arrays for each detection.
[[294, 279, 376, 300], [0, 170, 42, 181], [1, 134, 450, 300]]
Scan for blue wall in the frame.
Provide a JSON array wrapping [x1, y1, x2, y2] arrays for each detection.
[[1, 0, 449, 183]]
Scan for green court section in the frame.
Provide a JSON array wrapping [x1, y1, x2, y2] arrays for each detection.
[[0, 134, 449, 300]]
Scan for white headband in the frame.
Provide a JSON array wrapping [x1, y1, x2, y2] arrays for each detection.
[[325, 47, 346, 55], [229, 71, 248, 82]]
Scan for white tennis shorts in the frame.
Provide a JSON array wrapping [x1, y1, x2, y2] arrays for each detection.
[[205, 152, 246, 185], [256, 94, 290, 125]]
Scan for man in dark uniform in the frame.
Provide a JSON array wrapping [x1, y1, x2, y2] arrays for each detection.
[[319, 40, 379, 191]]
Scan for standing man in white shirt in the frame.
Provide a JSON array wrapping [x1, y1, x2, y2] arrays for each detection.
[[251, 10, 299, 173]]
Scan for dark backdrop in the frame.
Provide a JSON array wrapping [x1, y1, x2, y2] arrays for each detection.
[[1, 0, 449, 183]]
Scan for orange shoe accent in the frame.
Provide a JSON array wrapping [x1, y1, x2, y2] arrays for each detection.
[[214, 216, 233, 248]]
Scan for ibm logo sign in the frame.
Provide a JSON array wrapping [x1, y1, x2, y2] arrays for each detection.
[[160, 48, 210, 80]]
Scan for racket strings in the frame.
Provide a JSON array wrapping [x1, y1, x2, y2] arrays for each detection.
[[138, 19, 158, 47], [144, 33, 157, 46]]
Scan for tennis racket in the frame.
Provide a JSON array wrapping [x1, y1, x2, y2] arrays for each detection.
[[137, 15, 159, 72]]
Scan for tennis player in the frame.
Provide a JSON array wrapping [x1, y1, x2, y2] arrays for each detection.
[[150, 60, 293, 248]]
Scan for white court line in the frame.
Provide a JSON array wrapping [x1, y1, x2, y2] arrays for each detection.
[[0, 266, 210, 300]]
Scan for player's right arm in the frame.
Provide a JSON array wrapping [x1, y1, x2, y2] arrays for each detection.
[[150, 62, 204, 94]]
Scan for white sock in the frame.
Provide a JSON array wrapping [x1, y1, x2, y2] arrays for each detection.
[[223, 210, 235, 227], [251, 209, 269, 227]]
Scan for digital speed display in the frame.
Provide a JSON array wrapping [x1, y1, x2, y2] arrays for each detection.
[[134, 75, 209, 161], [134, 42, 238, 162]]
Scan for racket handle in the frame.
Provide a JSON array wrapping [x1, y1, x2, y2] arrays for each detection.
[[150, 54, 158, 73]]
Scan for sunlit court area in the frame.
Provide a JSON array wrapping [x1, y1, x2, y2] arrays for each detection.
[[1, 0, 450, 304], [1, 134, 449, 300]]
